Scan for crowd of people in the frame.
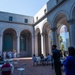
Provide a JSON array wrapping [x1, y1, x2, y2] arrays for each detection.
[[32, 45, 75, 75], [2, 51, 17, 59], [32, 53, 51, 66]]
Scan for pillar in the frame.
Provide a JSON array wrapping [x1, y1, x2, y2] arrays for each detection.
[[35, 34, 38, 56], [48, 34, 52, 54], [68, 19, 75, 47], [0, 34, 3, 56], [51, 27, 57, 45], [41, 33, 45, 56], [17, 35, 20, 54]]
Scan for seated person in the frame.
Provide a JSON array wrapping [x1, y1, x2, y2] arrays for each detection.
[[8, 52, 12, 58], [13, 52, 17, 58], [40, 54, 44, 60], [32, 54, 37, 65], [1, 60, 11, 75], [46, 54, 51, 64], [40, 54, 45, 65]]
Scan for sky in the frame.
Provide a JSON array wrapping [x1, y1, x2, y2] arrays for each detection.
[[0, 0, 49, 16]]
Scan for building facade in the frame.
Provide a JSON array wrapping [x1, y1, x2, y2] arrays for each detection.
[[0, 0, 75, 57]]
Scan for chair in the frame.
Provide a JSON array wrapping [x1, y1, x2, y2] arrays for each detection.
[[17, 64, 26, 75], [35, 57, 41, 65], [1, 67, 12, 75], [1, 67, 11, 71]]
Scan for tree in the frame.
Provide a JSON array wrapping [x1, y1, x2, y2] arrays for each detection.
[[59, 36, 63, 44], [60, 44, 64, 55]]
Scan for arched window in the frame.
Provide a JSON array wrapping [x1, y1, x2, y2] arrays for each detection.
[[20, 35, 26, 51], [3, 34, 13, 51]]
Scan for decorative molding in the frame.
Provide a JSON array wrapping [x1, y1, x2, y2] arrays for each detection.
[[0, 20, 33, 26]]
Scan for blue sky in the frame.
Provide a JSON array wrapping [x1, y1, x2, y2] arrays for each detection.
[[0, 0, 49, 16]]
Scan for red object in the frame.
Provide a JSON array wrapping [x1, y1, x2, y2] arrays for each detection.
[[1, 63, 11, 75]]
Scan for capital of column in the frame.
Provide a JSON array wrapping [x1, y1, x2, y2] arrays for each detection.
[[51, 27, 57, 31], [67, 19, 75, 24], [16, 35, 20, 38], [41, 32, 45, 36]]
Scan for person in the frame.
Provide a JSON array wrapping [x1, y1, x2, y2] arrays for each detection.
[[63, 46, 75, 75], [46, 54, 51, 65], [51, 55, 54, 69], [8, 51, 12, 58], [40, 54, 45, 65], [0, 56, 4, 64], [1, 60, 11, 75], [13, 51, 17, 58], [3, 52, 6, 59], [52, 45, 62, 75], [32, 54, 37, 65]]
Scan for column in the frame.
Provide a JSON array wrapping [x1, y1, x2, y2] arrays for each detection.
[[34, 35, 38, 56], [0, 34, 3, 56], [32, 35, 35, 55], [41, 33, 45, 56], [17, 35, 20, 54], [68, 19, 75, 47], [48, 34, 52, 54], [51, 27, 57, 45]]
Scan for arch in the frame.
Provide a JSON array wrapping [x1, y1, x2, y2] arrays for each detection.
[[1, 27, 17, 35], [3, 28, 17, 52], [35, 28, 41, 35], [20, 29, 32, 57], [52, 10, 69, 27], [70, 2, 75, 19], [42, 21, 51, 55], [35, 28, 41, 56], [59, 25, 70, 50], [42, 22, 50, 34]]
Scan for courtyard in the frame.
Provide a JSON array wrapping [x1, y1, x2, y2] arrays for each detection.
[[0, 57, 65, 75]]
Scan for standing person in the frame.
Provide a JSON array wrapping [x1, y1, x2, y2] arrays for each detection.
[[63, 46, 75, 75], [52, 45, 62, 75]]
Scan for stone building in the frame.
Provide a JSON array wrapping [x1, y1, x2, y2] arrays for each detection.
[[0, 0, 75, 57]]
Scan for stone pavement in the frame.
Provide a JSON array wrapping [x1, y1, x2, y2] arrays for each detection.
[[13, 57, 65, 75], [0, 57, 65, 75]]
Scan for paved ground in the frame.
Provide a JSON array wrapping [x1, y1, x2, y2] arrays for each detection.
[[0, 57, 65, 75]]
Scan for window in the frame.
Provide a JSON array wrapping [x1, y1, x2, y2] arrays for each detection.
[[9, 16, 13, 21], [25, 19, 28, 23], [44, 9, 46, 14], [36, 17, 38, 21]]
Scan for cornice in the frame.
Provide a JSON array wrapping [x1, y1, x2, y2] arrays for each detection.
[[0, 20, 33, 26]]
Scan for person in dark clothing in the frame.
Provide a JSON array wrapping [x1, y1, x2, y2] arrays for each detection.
[[63, 46, 75, 75], [0, 56, 4, 64], [52, 45, 62, 75]]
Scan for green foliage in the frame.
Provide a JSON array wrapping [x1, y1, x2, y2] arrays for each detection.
[[60, 44, 64, 51], [59, 36, 63, 43], [60, 44, 64, 55]]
